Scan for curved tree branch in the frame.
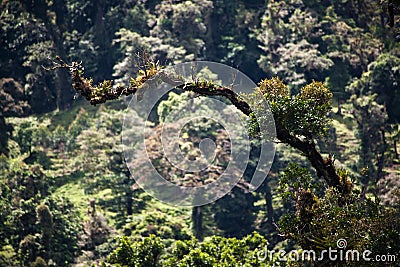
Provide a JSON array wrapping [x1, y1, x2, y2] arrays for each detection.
[[47, 58, 351, 194]]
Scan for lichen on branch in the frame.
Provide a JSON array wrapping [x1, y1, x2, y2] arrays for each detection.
[[44, 57, 161, 105], [46, 56, 351, 195], [44, 56, 251, 115]]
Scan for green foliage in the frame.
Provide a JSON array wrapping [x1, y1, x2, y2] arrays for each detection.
[[258, 77, 289, 101], [29, 256, 47, 267], [299, 81, 333, 107], [121, 210, 192, 241], [352, 94, 388, 194], [40, 196, 83, 266], [166, 232, 271, 266], [0, 78, 30, 117], [257, 1, 333, 90], [255, 78, 333, 139], [211, 187, 258, 238], [108, 235, 164, 267], [0, 152, 82, 266], [36, 203, 54, 247], [349, 52, 400, 123], [2, 0, 400, 266], [107, 232, 274, 267], [256, 0, 385, 93], [278, 163, 323, 201], [277, 163, 400, 263], [0, 244, 19, 266], [150, 0, 212, 60]]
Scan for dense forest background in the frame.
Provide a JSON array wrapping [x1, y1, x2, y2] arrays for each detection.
[[1, 0, 400, 266]]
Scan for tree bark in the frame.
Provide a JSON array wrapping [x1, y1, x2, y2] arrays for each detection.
[[376, 129, 387, 183], [192, 206, 203, 241], [337, 96, 342, 116], [263, 180, 274, 227], [125, 187, 133, 216], [22, 0, 73, 109], [64, 63, 349, 194], [93, 0, 113, 78], [274, 119, 348, 193], [0, 114, 11, 156]]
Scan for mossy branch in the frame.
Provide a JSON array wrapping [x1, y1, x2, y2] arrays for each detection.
[[44, 57, 251, 114], [46, 57, 351, 195]]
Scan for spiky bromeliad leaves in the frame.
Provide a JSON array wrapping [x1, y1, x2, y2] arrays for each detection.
[[46, 56, 351, 195]]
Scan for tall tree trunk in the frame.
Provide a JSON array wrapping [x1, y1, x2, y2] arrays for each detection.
[[51, 0, 72, 109], [388, 0, 395, 27], [93, 0, 113, 78], [263, 180, 274, 228], [337, 96, 342, 116], [204, 7, 214, 59], [22, 0, 73, 110], [0, 114, 11, 156], [192, 206, 203, 241], [126, 188, 133, 216], [124, 173, 133, 216], [376, 130, 387, 183]]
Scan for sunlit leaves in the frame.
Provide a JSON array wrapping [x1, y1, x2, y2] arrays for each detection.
[[108, 232, 273, 267], [299, 81, 332, 107], [254, 78, 332, 140], [108, 235, 164, 267], [258, 77, 289, 102]]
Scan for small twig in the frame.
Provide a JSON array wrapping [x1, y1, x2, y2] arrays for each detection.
[[42, 56, 73, 71], [272, 220, 286, 237], [229, 68, 239, 90]]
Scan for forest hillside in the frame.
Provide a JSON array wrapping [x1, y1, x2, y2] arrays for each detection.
[[1, 0, 400, 266]]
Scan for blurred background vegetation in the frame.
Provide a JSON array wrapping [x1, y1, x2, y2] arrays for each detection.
[[0, 0, 399, 266]]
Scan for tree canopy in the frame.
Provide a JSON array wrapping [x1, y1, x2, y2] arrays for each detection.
[[1, 0, 399, 266]]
